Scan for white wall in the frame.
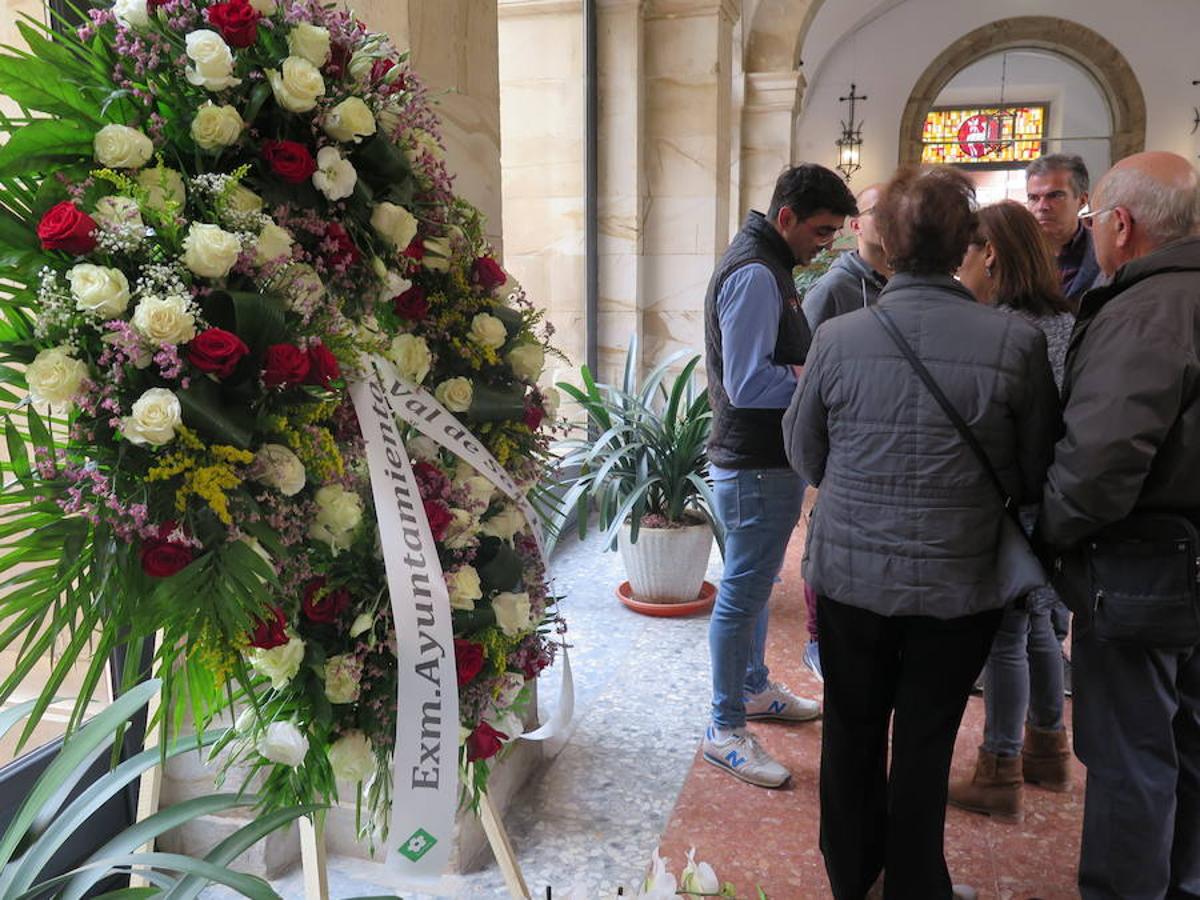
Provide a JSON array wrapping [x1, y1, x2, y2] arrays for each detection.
[[793, 0, 1200, 187]]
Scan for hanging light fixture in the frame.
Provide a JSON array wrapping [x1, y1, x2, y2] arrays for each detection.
[[836, 83, 867, 181]]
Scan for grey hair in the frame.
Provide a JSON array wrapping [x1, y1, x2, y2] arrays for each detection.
[[1094, 165, 1200, 246], [1026, 154, 1090, 196]]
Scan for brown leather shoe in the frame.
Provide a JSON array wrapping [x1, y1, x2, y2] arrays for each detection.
[[1022, 725, 1072, 792], [948, 748, 1023, 823]]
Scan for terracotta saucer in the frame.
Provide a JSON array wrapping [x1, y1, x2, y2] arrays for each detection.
[[615, 580, 716, 617]]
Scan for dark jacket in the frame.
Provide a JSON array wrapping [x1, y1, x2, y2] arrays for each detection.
[[705, 211, 810, 469], [1063, 226, 1104, 302], [801, 250, 887, 333], [784, 273, 1060, 618], [1039, 236, 1200, 560]]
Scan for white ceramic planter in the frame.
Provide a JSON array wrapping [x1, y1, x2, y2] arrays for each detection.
[[618, 520, 713, 603]]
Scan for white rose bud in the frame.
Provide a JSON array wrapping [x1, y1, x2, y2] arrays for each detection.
[[112, 0, 150, 29], [225, 184, 263, 214], [286, 23, 330, 66], [481, 503, 526, 542], [435, 377, 473, 413], [388, 333, 432, 385], [184, 30, 241, 92], [369, 201, 418, 250], [255, 222, 294, 264], [120, 387, 182, 446], [324, 653, 362, 704], [349, 612, 374, 638], [328, 731, 375, 783], [266, 56, 325, 113], [322, 96, 376, 143], [311, 146, 357, 202], [469, 313, 507, 350], [248, 635, 305, 689], [406, 435, 439, 462], [446, 565, 482, 611], [92, 195, 143, 229], [68, 264, 130, 319], [182, 222, 242, 279], [680, 849, 721, 896], [257, 720, 308, 767], [26, 346, 87, 407], [253, 443, 306, 496], [308, 484, 363, 554], [136, 166, 186, 212], [248, 0, 275, 13], [507, 342, 545, 382], [542, 386, 561, 420], [131, 294, 196, 346], [491, 591, 532, 637], [94, 124, 153, 169], [190, 102, 244, 150]]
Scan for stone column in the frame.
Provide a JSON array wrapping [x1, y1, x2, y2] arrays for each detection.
[[739, 70, 804, 218]]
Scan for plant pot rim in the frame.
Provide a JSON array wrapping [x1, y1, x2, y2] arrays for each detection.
[[621, 518, 711, 532], [616, 580, 716, 615]]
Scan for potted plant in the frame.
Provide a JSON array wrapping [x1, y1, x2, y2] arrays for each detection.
[[554, 342, 723, 606]]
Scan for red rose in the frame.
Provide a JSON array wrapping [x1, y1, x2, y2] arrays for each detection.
[[37, 201, 97, 255], [369, 58, 395, 84], [402, 238, 424, 261], [423, 499, 452, 542], [305, 342, 340, 387], [454, 639, 485, 685], [466, 721, 507, 762], [146, 0, 167, 10], [392, 285, 429, 321], [302, 576, 352, 624], [140, 521, 194, 578], [263, 343, 310, 387], [205, 0, 260, 48], [522, 402, 545, 432], [249, 606, 289, 649], [472, 257, 507, 292], [322, 222, 360, 270], [413, 461, 449, 500], [262, 140, 317, 184], [188, 328, 250, 379]]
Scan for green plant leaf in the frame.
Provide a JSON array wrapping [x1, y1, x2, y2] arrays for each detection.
[[0, 53, 105, 125], [22, 852, 281, 900], [177, 376, 255, 449], [0, 118, 94, 178]]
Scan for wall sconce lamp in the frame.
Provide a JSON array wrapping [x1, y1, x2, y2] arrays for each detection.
[[836, 83, 867, 181]]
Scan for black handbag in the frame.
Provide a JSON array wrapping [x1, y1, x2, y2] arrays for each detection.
[[871, 305, 1047, 604]]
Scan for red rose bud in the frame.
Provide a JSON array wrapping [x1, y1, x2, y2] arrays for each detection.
[[322, 222, 360, 270], [466, 721, 508, 762], [140, 521, 194, 578], [188, 328, 250, 379], [301, 576, 352, 624], [305, 342, 340, 387], [262, 140, 317, 184], [263, 343, 311, 387], [37, 201, 98, 255], [369, 58, 395, 83], [325, 41, 352, 78], [392, 285, 429, 321], [205, 0, 260, 48], [472, 256, 507, 292], [522, 402, 545, 432], [454, 639, 485, 685], [423, 499, 452, 542], [402, 238, 424, 261], [249, 606, 289, 649]]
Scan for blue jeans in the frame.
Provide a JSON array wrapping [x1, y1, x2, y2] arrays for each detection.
[[709, 467, 805, 729]]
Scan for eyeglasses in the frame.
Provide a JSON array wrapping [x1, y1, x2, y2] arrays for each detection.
[[856, 207, 875, 217], [1078, 204, 1120, 229]]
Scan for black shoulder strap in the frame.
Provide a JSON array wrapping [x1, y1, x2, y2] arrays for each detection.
[[870, 304, 1015, 514]]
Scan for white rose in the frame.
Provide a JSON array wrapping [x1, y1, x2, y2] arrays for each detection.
[[190, 102, 243, 150], [311, 146, 357, 202], [492, 591, 532, 637], [435, 377, 473, 413], [406, 435, 439, 462], [131, 294, 196, 345], [255, 222, 294, 264], [277, 263, 325, 311], [454, 466, 495, 508], [248, 635, 305, 689], [377, 270, 412, 304], [136, 166, 186, 211], [324, 653, 362, 704], [322, 96, 376, 143], [443, 508, 478, 550], [446, 565, 482, 611], [120, 387, 181, 446], [286, 23, 330, 66], [225, 184, 263, 214], [258, 720, 308, 767], [309, 484, 363, 554], [369, 201, 418, 250], [266, 57, 325, 113], [507, 342, 545, 382], [254, 443, 306, 496], [182, 222, 242, 279], [328, 731, 375, 783], [112, 0, 150, 29], [248, 0, 275, 13], [349, 612, 374, 638], [26, 347, 87, 407], [469, 313, 507, 350], [92, 195, 143, 229], [94, 124, 153, 169], [67, 264, 130, 318], [388, 334, 431, 385], [481, 503, 526, 542], [542, 386, 561, 420], [184, 30, 241, 92]]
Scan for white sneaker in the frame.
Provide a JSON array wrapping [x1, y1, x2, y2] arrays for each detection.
[[702, 726, 790, 788], [745, 680, 821, 722]]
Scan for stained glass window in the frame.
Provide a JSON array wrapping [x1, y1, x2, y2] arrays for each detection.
[[921, 105, 1047, 165]]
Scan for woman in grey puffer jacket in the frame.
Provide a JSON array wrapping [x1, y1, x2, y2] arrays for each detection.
[[949, 201, 1075, 823], [783, 169, 1060, 900]]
